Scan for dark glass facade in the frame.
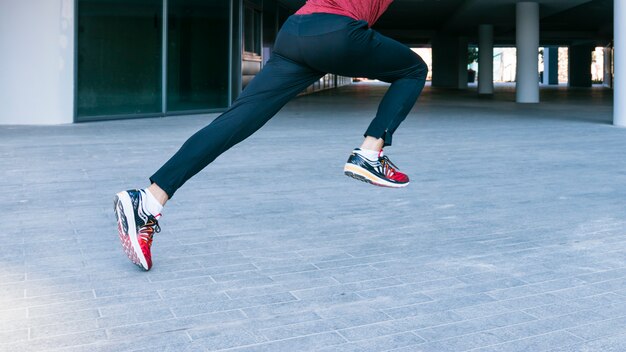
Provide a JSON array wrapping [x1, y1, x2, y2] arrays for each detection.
[[77, 0, 163, 118], [75, 0, 350, 122], [167, 0, 230, 112]]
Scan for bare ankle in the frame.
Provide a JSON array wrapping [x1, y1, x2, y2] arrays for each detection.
[[360, 136, 384, 151], [147, 183, 169, 206]]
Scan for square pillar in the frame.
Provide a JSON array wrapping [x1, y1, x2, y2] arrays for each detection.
[[604, 47, 613, 88], [569, 44, 594, 88], [457, 37, 469, 90], [478, 24, 494, 95], [432, 34, 468, 89]]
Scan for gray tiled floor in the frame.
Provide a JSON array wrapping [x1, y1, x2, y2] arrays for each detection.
[[1, 82, 625, 351]]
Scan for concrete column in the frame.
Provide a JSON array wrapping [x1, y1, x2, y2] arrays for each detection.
[[432, 34, 468, 89], [604, 47, 613, 88], [457, 37, 469, 90], [478, 25, 494, 94], [516, 2, 540, 103], [543, 46, 559, 85], [569, 44, 594, 87], [614, 0, 625, 126], [0, 0, 75, 124]]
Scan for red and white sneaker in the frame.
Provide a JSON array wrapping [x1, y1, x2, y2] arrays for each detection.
[[344, 149, 410, 188], [113, 189, 161, 270]]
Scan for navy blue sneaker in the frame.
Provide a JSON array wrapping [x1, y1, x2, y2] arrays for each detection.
[[344, 149, 409, 188]]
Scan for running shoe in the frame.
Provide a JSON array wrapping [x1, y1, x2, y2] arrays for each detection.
[[113, 189, 161, 270], [344, 149, 410, 188]]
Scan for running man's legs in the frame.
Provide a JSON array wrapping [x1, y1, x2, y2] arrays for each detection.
[[115, 14, 426, 269], [150, 15, 425, 199]]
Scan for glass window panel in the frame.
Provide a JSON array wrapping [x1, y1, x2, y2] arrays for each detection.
[[243, 5, 261, 56], [77, 0, 163, 118], [254, 11, 262, 55], [244, 7, 254, 54], [167, 0, 230, 111]]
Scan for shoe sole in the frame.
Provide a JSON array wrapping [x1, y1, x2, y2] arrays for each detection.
[[344, 164, 409, 188], [114, 192, 150, 270]]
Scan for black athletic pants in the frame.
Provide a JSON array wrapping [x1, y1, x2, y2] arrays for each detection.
[[150, 13, 428, 198]]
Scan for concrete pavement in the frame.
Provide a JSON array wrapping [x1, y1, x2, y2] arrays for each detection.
[[1, 83, 625, 351]]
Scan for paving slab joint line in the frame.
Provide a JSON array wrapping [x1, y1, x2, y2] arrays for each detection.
[[291, 276, 407, 297], [104, 316, 186, 333], [328, 276, 343, 285], [344, 331, 427, 351], [173, 300, 296, 320], [380, 309, 395, 320], [213, 330, 349, 351], [483, 279, 572, 302], [479, 289, 570, 306], [30, 323, 105, 341], [520, 309, 544, 320], [237, 308, 249, 319], [168, 307, 178, 318], [577, 267, 626, 283], [332, 315, 434, 341], [156, 290, 165, 300], [257, 312, 390, 340], [565, 330, 587, 341], [463, 330, 584, 352], [411, 311, 615, 347], [399, 337, 430, 352], [419, 291, 438, 302], [220, 290, 233, 300], [405, 311, 537, 339], [562, 312, 626, 340]]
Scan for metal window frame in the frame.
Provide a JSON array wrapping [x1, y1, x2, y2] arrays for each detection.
[[162, 0, 168, 115], [73, 0, 78, 122]]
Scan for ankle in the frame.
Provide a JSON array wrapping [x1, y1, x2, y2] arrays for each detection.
[[360, 136, 384, 151], [147, 183, 169, 206]]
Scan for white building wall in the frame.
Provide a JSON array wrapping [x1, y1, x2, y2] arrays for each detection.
[[0, 0, 75, 125]]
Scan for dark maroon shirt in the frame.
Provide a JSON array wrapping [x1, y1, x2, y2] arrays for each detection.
[[295, 0, 394, 27]]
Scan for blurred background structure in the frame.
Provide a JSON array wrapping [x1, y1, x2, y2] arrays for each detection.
[[0, 0, 619, 124]]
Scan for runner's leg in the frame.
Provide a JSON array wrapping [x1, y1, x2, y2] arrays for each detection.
[[300, 19, 428, 147], [150, 54, 323, 198]]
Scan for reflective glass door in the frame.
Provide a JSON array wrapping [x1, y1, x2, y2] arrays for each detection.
[[77, 0, 163, 119], [167, 0, 230, 112]]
